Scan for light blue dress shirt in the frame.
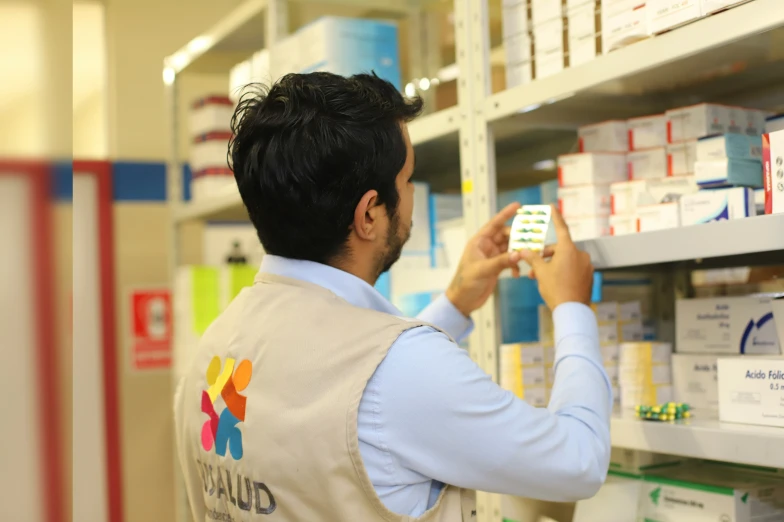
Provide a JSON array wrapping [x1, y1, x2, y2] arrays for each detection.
[[259, 255, 612, 516]]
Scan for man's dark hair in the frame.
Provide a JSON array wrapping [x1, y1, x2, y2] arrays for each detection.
[[229, 72, 423, 264]]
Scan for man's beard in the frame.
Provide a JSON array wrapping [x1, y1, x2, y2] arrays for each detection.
[[376, 211, 410, 277]]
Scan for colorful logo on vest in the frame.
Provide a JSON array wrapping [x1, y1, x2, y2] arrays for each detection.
[[201, 356, 252, 460]]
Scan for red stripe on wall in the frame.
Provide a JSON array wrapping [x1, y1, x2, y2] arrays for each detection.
[[0, 161, 64, 522], [74, 160, 124, 522]]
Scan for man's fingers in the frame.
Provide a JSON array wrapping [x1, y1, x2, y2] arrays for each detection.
[[540, 245, 556, 258], [549, 204, 573, 245], [493, 226, 511, 246], [480, 202, 520, 236], [475, 250, 522, 278], [518, 248, 546, 272]]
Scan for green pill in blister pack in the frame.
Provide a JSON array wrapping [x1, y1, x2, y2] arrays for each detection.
[[634, 402, 691, 422]]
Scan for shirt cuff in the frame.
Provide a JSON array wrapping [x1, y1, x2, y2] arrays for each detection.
[[416, 294, 474, 343], [552, 302, 602, 365]]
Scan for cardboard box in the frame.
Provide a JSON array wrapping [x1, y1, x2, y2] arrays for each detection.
[[680, 187, 756, 225], [557, 153, 627, 186], [666, 103, 728, 143], [564, 216, 611, 241], [567, 2, 599, 40], [602, 344, 620, 365], [701, 0, 751, 14], [639, 464, 784, 522], [601, 1, 649, 53], [609, 214, 636, 235], [667, 140, 698, 175], [620, 320, 644, 342], [620, 364, 672, 387], [568, 34, 600, 67], [636, 202, 680, 232], [190, 97, 234, 136], [647, 0, 704, 34], [763, 129, 784, 214], [620, 301, 643, 321], [621, 383, 673, 408], [599, 323, 620, 345], [503, 2, 532, 38], [628, 114, 667, 150], [718, 357, 784, 428], [726, 106, 767, 137], [672, 354, 720, 412], [620, 341, 672, 366], [558, 185, 611, 218], [534, 50, 566, 79], [578, 120, 628, 153], [628, 147, 668, 180], [694, 159, 764, 188], [531, 0, 565, 25], [675, 296, 782, 355], [522, 386, 549, 407], [696, 134, 763, 162], [505, 60, 534, 88], [593, 301, 619, 323], [505, 32, 534, 65], [611, 176, 698, 215]]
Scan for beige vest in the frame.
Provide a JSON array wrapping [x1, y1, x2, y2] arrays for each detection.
[[175, 272, 476, 522]]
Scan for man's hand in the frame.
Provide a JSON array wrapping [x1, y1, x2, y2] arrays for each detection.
[[519, 205, 594, 310], [445, 203, 523, 317]]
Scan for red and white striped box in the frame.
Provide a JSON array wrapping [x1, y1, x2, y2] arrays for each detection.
[[610, 180, 646, 215], [557, 153, 627, 186], [666, 140, 698, 176], [763, 129, 784, 215]]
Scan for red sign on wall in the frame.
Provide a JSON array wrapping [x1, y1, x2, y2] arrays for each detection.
[[130, 288, 172, 371]]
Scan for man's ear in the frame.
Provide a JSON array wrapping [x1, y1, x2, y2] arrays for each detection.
[[353, 190, 381, 241]]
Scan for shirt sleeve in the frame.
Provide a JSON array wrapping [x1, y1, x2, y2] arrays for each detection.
[[375, 302, 611, 502], [415, 294, 473, 343]]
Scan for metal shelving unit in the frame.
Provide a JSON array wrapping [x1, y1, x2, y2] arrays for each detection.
[[165, 1, 784, 521]]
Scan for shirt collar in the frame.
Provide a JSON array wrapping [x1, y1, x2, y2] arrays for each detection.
[[258, 255, 402, 316]]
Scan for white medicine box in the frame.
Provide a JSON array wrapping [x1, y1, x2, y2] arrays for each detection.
[[578, 120, 628, 152], [672, 354, 720, 413], [628, 114, 667, 150], [647, 0, 704, 35], [718, 357, 784, 428], [679, 187, 756, 226], [627, 148, 668, 180], [636, 202, 680, 232], [557, 153, 627, 186], [531, 0, 566, 26], [666, 103, 728, 143], [676, 296, 782, 355], [601, 1, 650, 54], [503, 2, 532, 38], [763, 129, 784, 215], [557, 185, 611, 218], [667, 140, 698, 176]]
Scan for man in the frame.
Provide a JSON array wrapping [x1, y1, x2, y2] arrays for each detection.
[[175, 72, 611, 522]]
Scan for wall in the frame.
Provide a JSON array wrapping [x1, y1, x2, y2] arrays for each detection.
[[101, 1, 244, 521]]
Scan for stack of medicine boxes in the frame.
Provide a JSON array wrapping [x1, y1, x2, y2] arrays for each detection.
[[499, 343, 549, 407], [558, 120, 627, 240], [619, 341, 674, 410], [567, 0, 601, 67], [531, 0, 568, 79], [610, 109, 700, 235], [601, 0, 650, 55], [503, 1, 533, 88], [537, 300, 645, 410], [189, 96, 236, 201], [679, 106, 766, 224]]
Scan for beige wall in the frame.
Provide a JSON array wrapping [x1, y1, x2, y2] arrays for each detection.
[[103, 1, 242, 521]]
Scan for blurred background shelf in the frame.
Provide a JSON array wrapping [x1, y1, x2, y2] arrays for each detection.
[[611, 413, 784, 469], [576, 214, 784, 271]]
